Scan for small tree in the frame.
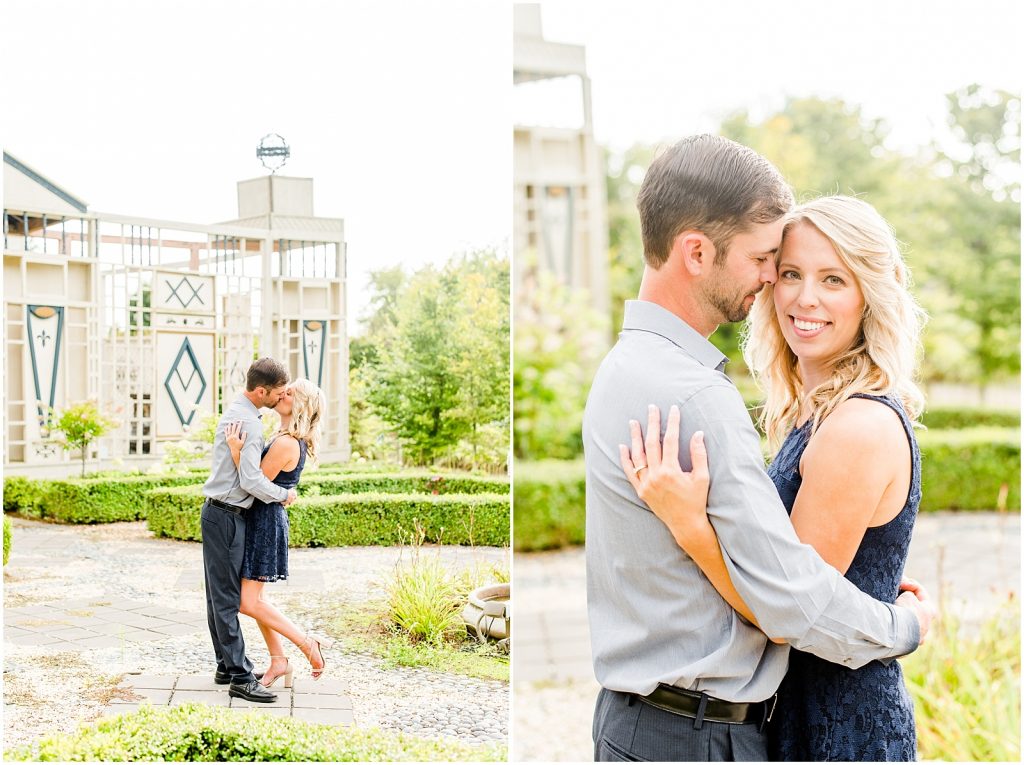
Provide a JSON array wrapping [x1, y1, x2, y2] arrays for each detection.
[[50, 401, 117, 476]]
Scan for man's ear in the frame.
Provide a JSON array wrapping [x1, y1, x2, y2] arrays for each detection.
[[672, 231, 715, 276]]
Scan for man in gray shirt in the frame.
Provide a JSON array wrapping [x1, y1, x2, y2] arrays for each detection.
[[585, 135, 934, 761], [201, 357, 297, 703]]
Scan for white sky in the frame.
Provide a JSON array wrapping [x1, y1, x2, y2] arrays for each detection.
[[3, 0, 510, 333], [535, 0, 1022, 154]]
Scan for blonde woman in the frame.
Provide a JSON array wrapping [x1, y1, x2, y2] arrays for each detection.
[[622, 196, 928, 760], [224, 377, 333, 688]]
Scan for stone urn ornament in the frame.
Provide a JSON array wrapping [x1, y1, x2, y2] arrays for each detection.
[[462, 582, 510, 651]]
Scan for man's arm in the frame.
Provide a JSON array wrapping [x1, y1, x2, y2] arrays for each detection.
[[681, 384, 920, 667], [236, 421, 288, 504]]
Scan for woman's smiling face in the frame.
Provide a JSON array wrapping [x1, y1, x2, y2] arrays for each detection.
[[774, 221, 865, 377]]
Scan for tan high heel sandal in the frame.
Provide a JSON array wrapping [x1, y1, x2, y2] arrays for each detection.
[[260, 656, 294, 689], [301, 632, 335, 680]]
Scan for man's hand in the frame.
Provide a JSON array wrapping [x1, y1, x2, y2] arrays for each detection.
[[283, 488, 298, 507], [895, 577, 938, 645]]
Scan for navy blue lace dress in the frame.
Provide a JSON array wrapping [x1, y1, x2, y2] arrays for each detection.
[[767, 394, 920, 762], [240, 438, 306, 583]]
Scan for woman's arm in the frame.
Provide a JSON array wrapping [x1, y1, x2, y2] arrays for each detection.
[[224, 425, 300, 480], [789, 398, 906, 573], [620, 404, 782, 640]]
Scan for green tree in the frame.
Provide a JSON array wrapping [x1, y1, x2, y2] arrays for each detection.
[[50, 401, 117, 476], [366, 251, 509, 467]]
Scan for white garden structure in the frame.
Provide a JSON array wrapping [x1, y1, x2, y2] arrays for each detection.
[[3, 152, 349, 476]]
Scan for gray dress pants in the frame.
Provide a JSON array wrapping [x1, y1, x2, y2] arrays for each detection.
[[593, 687, 767, 762], [201, 500, 255, 683]]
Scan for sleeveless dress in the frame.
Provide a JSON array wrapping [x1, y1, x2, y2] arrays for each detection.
[[766, 394, 920, 762], [240, 438, 306, 583]]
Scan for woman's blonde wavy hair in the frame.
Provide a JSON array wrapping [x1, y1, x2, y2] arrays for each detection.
[[276, 377, 326, 465], [741, 195, 927, 453]]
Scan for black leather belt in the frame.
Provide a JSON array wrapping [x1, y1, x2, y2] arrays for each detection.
[[637, 684, 777, 727], [206, 498, 247, 516]]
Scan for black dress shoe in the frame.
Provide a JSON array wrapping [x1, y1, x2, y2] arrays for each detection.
[[215, 670, 263, 685], [229, 680, 278, 703]]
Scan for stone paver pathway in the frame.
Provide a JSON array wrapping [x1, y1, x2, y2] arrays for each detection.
[[103, 673, 354, 724], [513, 511, 1021, 762]]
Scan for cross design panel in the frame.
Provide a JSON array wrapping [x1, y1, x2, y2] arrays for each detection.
[[302, 320, 327, 387], [26, 305, 64, 433]]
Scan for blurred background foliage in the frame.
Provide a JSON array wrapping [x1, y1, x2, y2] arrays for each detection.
[[350, 248, 509, 473], [516, 85, 1020, 462]]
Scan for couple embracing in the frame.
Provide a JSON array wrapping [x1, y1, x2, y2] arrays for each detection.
[[200, 357, 333, 704], [586, 135, 939, 761]]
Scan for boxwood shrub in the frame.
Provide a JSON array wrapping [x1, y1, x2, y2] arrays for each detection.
[[9, 703, 506, 762], [3, 474, 203, 523], [513, 460, 587, 551], [3, 476, 44, 515], [147, 487, 510, 547], [3, 515, 11, 566], [919, 407, 1020, 430], [514, 430, 1021, 551], [300, 472, 509, 496]]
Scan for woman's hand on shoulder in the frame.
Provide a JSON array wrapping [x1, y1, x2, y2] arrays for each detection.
[[619, 403, 711, 544], [225, 422, 246, 460]]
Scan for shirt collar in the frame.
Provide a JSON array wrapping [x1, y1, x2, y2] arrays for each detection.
[[237, 394, 263, 419], [621, 300, 729, 372]]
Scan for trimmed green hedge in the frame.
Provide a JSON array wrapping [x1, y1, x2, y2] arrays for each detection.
[[300, 472, 509, 496], [3, 515, 11, 566], [3, 476, 43, 514], [916, 428, 1021, 511], [3, 475, 203, 524], [514, 430, 1021, 551], [513, 460, 587, 550], [147, 487, 510, 547], [920, 407, 1020, 430], [9, 703, 505, 762]]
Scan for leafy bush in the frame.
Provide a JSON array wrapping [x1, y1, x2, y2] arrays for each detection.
[[147, 488, 509, 547], [513, 460, 587, 551], [903, 598, 1020, 762], [300, 472, 509, 496], [514, 431, 1021, 550], [3, 476, 44, 515], [8, 703, 505, 762], [3, 515, 11, 566]]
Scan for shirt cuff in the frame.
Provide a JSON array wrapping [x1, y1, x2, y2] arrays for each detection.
[[878, 602, 920, 665]]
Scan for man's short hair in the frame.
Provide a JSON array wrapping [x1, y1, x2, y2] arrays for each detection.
[[246, 358, 290, 391], [637, 134, 794, 267]]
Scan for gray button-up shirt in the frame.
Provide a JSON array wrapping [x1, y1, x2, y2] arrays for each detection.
[[584, 300, 919, 702], [202, 395, 289, 508]]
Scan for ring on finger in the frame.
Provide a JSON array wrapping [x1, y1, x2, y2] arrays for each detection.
[[633, 464, 648, 475]]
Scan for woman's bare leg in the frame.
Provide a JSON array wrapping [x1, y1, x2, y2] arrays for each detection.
[[240, 578, 324, 673]]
